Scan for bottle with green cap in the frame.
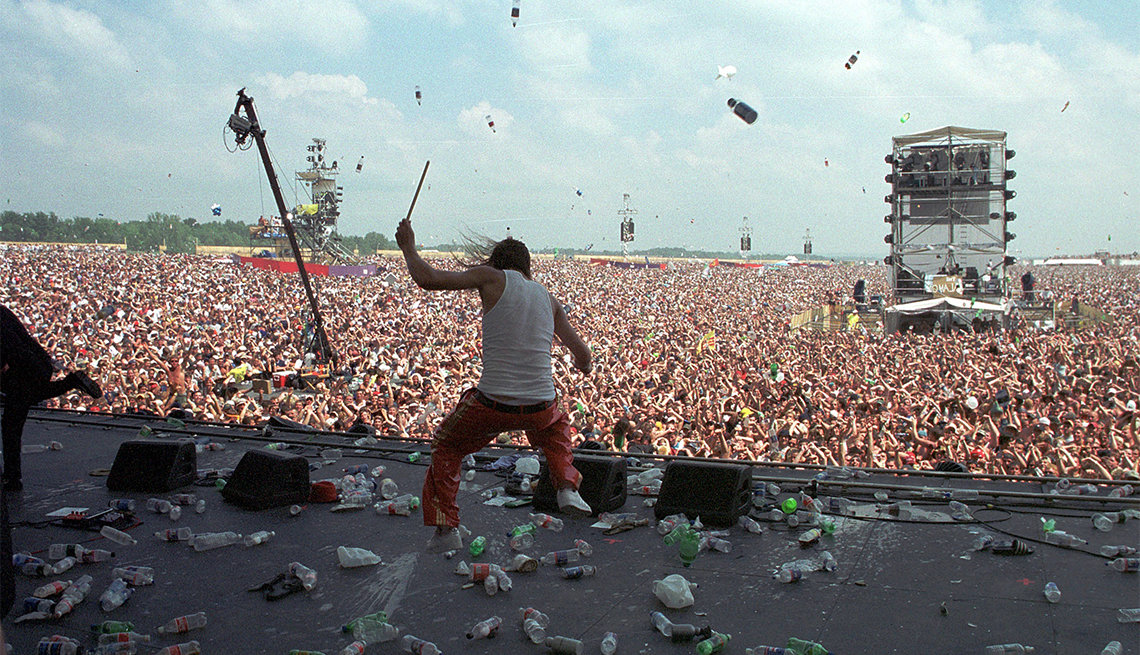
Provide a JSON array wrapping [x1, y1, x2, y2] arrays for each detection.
[[697, 632, 731, 655], [679, 528, 701, 567]]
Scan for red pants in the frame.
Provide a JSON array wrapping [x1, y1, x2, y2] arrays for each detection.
[[423, 388, 582, 528]]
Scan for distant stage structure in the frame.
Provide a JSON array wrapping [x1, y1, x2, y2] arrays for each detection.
[[249, 138, 358, 264], [883, 126, 1016, 303]]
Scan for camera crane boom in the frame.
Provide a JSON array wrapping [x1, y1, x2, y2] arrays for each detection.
[[228, 88, 337, 368]]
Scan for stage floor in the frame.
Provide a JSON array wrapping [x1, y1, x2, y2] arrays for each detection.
[[2, 410, 1138, 654]]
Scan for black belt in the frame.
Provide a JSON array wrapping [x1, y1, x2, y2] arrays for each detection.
[[474, 389, 555, 414]]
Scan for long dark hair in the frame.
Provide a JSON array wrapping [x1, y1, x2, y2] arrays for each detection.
[[455, 233, 532, 279]]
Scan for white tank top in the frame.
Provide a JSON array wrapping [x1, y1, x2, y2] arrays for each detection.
[[477, 269, 556, 403]]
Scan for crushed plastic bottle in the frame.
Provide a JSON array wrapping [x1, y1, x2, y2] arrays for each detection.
[[574, 539, 593, 556], [380, 478, 399, 499], [353, 615, 400, 643], [544, 636, 584, 655], [337, 546, 381, 567], [146, 498, 174, 514], [777, 567, 803, 583], [157, 611, 207, 634], [972, 535, 995, 551], [469, 535, 486, 558], [100, 578, 133, 611], [156, 527, 193, 542], [1118, 608, 1140, 623]]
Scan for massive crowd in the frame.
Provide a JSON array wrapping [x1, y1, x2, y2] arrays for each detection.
[[1, 244, 1137, 481]]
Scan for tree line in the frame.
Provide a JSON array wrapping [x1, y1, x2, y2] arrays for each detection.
[[0, 210, 395, 255]]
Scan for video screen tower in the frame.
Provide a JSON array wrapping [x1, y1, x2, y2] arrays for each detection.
[[884, 126, 1016, 302], [293, 138, 358, 264]]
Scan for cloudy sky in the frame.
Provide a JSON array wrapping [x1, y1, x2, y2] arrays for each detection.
[[2, 0, 1136, 258]]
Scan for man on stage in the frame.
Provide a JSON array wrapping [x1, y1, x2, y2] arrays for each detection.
[[395, 219, 593, 553]]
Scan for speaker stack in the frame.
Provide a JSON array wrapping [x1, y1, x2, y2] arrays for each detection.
[[654, 461, 753, 527]]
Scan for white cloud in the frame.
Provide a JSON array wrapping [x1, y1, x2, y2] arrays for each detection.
[[18, 0, 132, 71]]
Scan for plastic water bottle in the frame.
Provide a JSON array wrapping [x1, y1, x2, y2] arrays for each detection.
[[1101, 641, 1122, 655], [1119, 608, 1140, 623], [339, 642, 366, 655], [817, 551, 837, 572], [168, 505, 182, 521], [562, 565, 596, 579], [467, 615, 503, 639], [798, 528, 822, 546], [983, 645, 1035, 654], [288, 562, 317, 591], [727, 98, 758, 124], [1108, 484, 1134, 498], [195, 499, 206, 514], [601, 632, 618, 655], [49, 543, 83, 559], [1110, 557, 1140, 572], [23, 596, 54, 614], [778, 567, 803, 583], [35, 637, 81, 655], [111, 567, 154, 586], [242, 530, 275, 547], [1100, 545, 1138, 558], [380, 478, 399, 499], [96, 631, 151, 646], [108, 499, 136, 511], [697, 632, 731, 655], [401, 635, 442, 655], [100, 526, 137, 546], [972, 535, 995, 551], [707, 536, 732, 553], [146, 498, 173, 514], [1044, 531, 1085, 548], [155, 641, 200, 655], [745, 647, 788, 654], [190, 531, 241, 551], [483, 571, 500, 596], [158, 611, 207, 634], [541, 549, 580, 566], [100, 578, 133, 611], [1043, 582, 1060, 603], [156, 527, 193, 542], [52, 556, 77, 574], [35, 579, 72, 598], [738, 515, 763, 534], [574, 539, 593, 556]]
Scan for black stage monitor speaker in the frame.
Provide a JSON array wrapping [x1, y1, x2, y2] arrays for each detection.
[[221, 449, 311, 510], [654, 461, 753, 527], [107, 439, 197, 493], [534, 453, 627, 516]]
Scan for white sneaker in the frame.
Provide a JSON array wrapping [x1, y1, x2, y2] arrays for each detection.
[[557, 489, 593, 518], [426, 527, 463, 554]]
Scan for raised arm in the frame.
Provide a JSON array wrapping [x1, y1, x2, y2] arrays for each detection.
[[551, 296, 591, 374], [396, 218, 502, 292]]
